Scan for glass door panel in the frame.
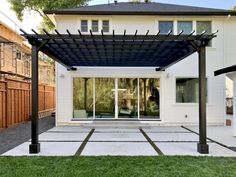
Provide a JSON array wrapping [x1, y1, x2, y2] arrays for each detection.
[[118, 78, 138, 118], [73, 78, 93, 118], [139, 78, 160, 119], [95, 78, 115, 118]]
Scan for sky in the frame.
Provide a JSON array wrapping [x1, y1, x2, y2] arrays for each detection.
[[0, 0, 236, 33]]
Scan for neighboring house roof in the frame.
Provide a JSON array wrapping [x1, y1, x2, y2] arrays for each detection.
[[44, 2, 236, 16]]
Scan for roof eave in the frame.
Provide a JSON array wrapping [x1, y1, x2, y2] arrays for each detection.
[[44, 10, 236, 16]]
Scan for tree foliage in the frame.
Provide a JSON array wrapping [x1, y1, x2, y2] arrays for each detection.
[[8, 0, 89, 31]]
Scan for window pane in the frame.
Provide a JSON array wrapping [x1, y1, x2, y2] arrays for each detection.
[[159, 21, 173, 34], [92, 20, 99, 32], [196, 21, 212, 34], [102, 20, 109, 32], [95, 78, 115, 118], [197, 21, 212, 46], [118, 78, 138, 118], [73, 78, 93, 118], [81, 20, 88, 32], [178, 21, 192, 34], [176, 78, 208, 103], [176, 78, 199, 103], [139, 78, 160, 119]]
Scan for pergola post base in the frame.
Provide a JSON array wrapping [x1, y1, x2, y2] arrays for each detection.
[[29, 143, 40, 154], [197, 143, 209, 154]]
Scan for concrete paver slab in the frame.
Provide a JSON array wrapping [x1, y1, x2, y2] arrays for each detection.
[[3, 142, 81, 156], [47, 126, 91, 133], [89, 133, 146, 142], [38, 132, 88, 141], [186, 126, 236, 147], [156, 142, 236, 157], [82, 142, 157, 156], [94, 127, 140, 133], [147, 132, 199, 142], [143, 126, 189, 133]]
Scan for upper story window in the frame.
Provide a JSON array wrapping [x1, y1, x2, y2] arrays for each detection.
[[16, 50, 22, 60], [81, 20, 88, 32], [177, 21, 193, 34], [196, 21, 212, 34], [159, 21, 173, 34], [197, 21, 212, 46], [92, 20, 99, 32], [102, 20, 109, 33]]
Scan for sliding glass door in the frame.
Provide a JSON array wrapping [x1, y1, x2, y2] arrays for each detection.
[[118, 78, 138, 118], [73, 77, 160, 120], [139, 78, 160, 119], [73, 78, 93, 118], [95, 78, 115, 118]]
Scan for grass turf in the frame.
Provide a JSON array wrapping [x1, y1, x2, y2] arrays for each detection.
[[0, 156, 236, 177]]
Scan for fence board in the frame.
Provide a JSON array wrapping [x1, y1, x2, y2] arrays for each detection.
[[0, 79, 55, 128]]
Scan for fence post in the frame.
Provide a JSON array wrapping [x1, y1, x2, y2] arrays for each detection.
[[5, 81, 8, 128], [44, 85, 46, 111]]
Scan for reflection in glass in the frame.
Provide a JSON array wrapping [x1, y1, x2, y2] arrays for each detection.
[[73, 78, 93, 118], [139, 78, 160, 119], [176, 78, 200, 103], [118, 78, 138, 118], [159, 21, 173, 34], [178, 21, 193, 34], [95, 78, 115, 118]]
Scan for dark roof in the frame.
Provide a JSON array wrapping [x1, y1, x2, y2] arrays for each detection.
[[44, 2, 236, 16], [21, 29, 216, 70], [215, 65, 236, 76]]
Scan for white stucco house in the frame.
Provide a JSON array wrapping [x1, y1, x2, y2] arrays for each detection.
[[44, 1, 236, 127]]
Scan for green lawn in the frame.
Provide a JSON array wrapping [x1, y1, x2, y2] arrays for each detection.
[[0, 156, 236, 177]]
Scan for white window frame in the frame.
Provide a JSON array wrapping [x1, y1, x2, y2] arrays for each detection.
[[174, 76, 209, 105]]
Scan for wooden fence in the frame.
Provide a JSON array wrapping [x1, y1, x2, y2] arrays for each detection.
[[0, 79, 55, 129]]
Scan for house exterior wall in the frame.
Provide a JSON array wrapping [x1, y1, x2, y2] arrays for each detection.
[[232, 72, 236, 136], [53, 14, 236, 126]]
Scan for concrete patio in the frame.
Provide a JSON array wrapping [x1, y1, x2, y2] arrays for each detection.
[[2, 125, 236, 157]]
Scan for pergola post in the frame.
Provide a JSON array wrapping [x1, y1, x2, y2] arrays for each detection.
[[29, 43, 40, 153], [197, 45, 209, 154]]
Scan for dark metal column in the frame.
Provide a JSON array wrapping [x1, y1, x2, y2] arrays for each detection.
[[84, 78, 88, 110], [29, 44, 40, 153], [197, 45, 209, 154]]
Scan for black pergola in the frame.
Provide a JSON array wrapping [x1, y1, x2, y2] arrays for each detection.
[[21, 29, 216, 154]]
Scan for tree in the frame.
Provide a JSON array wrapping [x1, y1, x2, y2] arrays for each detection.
[[8, 0, 90, 31]]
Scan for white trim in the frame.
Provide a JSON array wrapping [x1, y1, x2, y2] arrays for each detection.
[[93, 78, 95, 119], [137, 78, 140, 119], [115, 78, 118, 119]]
